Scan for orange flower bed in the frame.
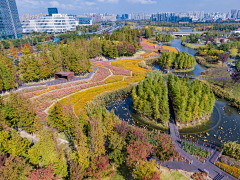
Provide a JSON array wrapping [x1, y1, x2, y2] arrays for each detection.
[[162, 46, 178, 53]]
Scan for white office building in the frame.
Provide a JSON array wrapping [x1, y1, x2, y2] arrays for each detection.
[[21, 14, 77, 33]]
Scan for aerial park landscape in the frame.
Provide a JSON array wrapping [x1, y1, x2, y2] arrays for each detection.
[[1, 23, 240, 180]]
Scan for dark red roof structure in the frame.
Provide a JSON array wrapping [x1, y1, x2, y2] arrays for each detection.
[[54, 72, 74, 81]]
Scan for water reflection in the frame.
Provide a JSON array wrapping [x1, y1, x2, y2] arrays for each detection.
[[107, 34, 240, 146], [107, 97, 240, 147], [170, 39, 206, 77]]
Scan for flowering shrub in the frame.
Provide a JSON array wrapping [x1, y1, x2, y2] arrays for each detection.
[[219, 155, 240, 168], [29, 57, 151, 120], [216, 161, 240, 179], [104, 75, 124, 84], [91, 67, 111, 82], [141, 39, 156, 51], [111, 59, 150, 79], [191, 172, 208, 180], [162, 46, 178, 53], [72, 82, 128, 118], [93, 61, 131, 76], [141, 39, 178, 53]]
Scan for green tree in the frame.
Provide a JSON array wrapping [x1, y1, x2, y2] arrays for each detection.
[[108, 132, 126, 165], [48, 101, 67, 132], [90, 116, 105, 157], [0, 155, 32, 180], [27, 130, 68, 178], [133, 160, 160, 180], [21, 45, 30, 55]]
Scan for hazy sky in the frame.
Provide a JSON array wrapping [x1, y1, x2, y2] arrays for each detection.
[[16, 0, 239, 15]]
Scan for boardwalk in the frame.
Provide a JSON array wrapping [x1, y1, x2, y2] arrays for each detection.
[[166, 117, 237, 180]]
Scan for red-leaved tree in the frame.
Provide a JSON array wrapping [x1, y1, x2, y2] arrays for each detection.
[[219, 53, 229, 67], [154, 134, 177, 162], [126, 141, 152, 167], [86, 156, 115, 180], [143, 171, 161, 180], [27, 164, 59, 180]]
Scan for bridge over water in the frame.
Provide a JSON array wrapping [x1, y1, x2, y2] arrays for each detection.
[[171, 31, 203, 37]]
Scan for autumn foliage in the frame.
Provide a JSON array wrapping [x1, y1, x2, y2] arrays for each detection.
[[86, 156, 115, 179]]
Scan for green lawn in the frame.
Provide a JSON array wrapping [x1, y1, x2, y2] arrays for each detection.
[[105, 166, 190, 180], [182, 42, 205, 50], [161, 166, 190, 180], [111, 173, 125, 180]]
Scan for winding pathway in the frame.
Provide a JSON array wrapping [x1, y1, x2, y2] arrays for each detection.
[[166, 117, 237, 180]]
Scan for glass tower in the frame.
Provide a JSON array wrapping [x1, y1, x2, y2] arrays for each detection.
[[0, 0, 22, 39], [48, 8, 58, 16]]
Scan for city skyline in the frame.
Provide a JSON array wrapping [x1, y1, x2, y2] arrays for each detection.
[[16, 0, 240, 15]]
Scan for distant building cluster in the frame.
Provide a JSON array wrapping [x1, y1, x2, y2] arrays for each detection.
[[151, 10, 240, 23], [116, 13, 151, 20], [19, 13, 47, 22], [2, 0, 240, 40]]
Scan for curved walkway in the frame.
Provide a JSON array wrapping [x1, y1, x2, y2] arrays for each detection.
[[167, 116, 237, 180], [44, 68, 114, 115], [19, 67, 98, 89]]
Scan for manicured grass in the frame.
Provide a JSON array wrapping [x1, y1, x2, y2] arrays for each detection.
[[103, 173, 126, 180], [160, 166, 189, 180], [182, 42, 205, 50]]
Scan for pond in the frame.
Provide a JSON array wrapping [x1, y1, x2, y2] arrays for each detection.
[[179, 98, 240, 147], [107, 97, 240, 147], [107, 36, 240, 147], [155, 29, 206, 77], [170, 38, 206, 77]]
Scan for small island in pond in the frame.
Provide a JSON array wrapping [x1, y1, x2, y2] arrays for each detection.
[[132, 72, 215, 128]]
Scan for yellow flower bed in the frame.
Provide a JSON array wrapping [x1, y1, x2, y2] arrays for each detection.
[[152, 49, 159, 52], [112, 59, 150, 75], [66, 82, 129, 118], [103, 75, 124, 84], [143, 39, 178, 53], [56, 58, 150, 119], [215, 161, 240, 179], [143, 39, 155, 47], [162, 46, 178, 53]]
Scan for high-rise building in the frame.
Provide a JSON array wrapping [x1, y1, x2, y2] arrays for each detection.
[[194, 11, 200, 18], [0, 0, 22, 39], [200, 11, 204, 19], [231, 9, 237, 19], [226, 12, 231, 19], [237, 10, 240, 19], [48, 8, 58, 16]]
